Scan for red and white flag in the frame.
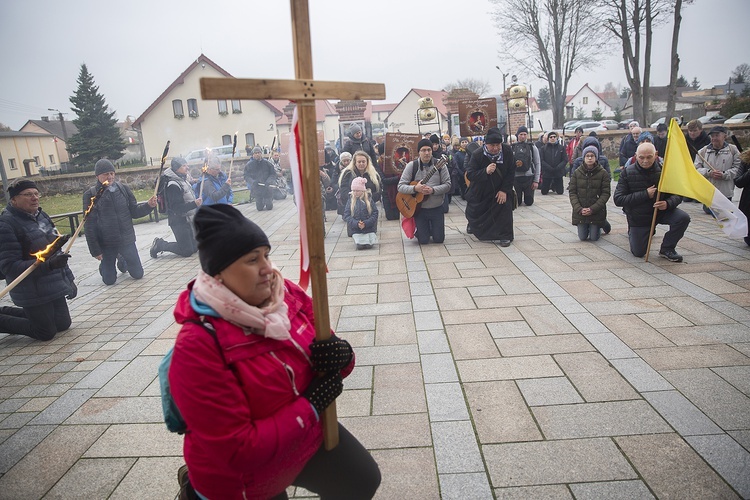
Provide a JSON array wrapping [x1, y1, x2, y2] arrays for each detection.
[[288, 106, 310, 290]]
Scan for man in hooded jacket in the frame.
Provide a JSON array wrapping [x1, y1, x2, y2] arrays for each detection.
[[342, 124, 377, 164]]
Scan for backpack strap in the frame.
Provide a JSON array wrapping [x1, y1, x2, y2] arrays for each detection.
[[184, 318, 227, 365]]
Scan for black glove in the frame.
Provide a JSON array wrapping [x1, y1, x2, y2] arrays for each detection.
[[44, 253, 71, 271], [303, 372, 343, 415], [309, 336, 353, 372], [66, 281, 78, 300]]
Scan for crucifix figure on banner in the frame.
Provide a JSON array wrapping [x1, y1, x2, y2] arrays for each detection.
[[200, 0, 385, 450]]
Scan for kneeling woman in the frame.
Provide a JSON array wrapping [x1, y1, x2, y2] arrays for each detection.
[[169, 204, 380, 500], [569, 145, 611, 241]]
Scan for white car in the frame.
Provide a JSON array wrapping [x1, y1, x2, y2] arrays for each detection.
[[600, 120, 619, 130], [724, 112, 750, 124], [575, 121, 607, 133]]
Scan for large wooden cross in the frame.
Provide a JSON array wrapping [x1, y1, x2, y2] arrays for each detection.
[[200, 0, 385, 450]]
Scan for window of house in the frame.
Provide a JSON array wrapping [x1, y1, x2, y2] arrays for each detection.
[[232, 100, 242, 113], [34, 156, 40, 167], [245, 133, 255, 148], [173, 100, 184, 118], [187, 99, 199, 117], [582, 97, 589, 104], [49, 154, 55, 164], [222, 135, 232, 145], [218, 100, 228, 115], [8, 158, 17, 170]]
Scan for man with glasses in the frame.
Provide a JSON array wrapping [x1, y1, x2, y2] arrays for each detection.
[[0, 179, 76, 340], [193, 156, 233, 206], [614, 143, 690, 262], [84, 159, 157, 285]]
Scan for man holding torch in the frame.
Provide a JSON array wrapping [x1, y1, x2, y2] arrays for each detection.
[[84, 159, 158, 285], [0, 179, 76, 341]]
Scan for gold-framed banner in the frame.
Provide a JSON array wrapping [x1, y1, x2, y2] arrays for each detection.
[[459, 98, 498, 137], [383, 133, 421, 176]]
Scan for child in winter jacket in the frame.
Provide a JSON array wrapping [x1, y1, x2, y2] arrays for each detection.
[[343, 176, 379, 249], [569, 145, 611, 241]]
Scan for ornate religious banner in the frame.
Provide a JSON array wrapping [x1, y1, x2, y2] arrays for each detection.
[[383, 132, 420, 176], [459, 98, 498, 137]]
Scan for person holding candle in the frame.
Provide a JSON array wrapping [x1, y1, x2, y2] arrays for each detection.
[[0, 179, 76, 340]]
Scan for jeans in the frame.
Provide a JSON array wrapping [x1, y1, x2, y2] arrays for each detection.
[[627, 208, 691, 257], [414, 206, 445, 244], [577, 223, 601, 241], [100, 242, 143, 285], [0, 298, 71, 341]]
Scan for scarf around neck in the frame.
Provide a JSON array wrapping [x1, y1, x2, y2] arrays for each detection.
[[191, 269, 291, 340], [483, 145, 503, 163]]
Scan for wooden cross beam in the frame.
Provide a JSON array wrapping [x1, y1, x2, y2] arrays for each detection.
[[200, 0, 385, 450]]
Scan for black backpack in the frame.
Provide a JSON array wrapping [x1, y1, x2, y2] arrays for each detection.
[[155, 175, 171, 214]]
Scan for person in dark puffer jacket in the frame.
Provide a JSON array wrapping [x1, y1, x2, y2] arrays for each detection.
[[0, 179, 76, 340], [84, 159, 158, 285], [569, 146, 611, 241], [614, 143, 690, 262], [539, 131, 568, 195]]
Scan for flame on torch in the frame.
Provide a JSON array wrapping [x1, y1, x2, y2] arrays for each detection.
[[31, 235, 63, 262], [84, 180, 109, 218]]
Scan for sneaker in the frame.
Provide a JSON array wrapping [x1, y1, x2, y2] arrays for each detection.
[[499, 240, 511, 247], [150, 238, 162, 259], [116, 255, 128, 273], [177, 465, 197, 500], [659, 249, 683, 262]]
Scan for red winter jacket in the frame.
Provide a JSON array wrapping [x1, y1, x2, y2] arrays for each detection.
[[169, 279, 353, 499]]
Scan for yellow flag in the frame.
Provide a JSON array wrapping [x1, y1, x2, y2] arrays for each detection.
[[657, 119, 715, 205]]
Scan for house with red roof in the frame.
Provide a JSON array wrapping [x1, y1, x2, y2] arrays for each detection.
[[384, 89, 448, 135]]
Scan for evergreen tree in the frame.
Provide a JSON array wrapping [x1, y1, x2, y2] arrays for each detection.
[[690, 77, 700, 90], [67, 64, 126, 167], [536, 86, 551, 110], [676, 75, 688, 87]]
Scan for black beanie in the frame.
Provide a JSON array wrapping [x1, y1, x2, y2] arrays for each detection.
[[429, 134, 440, 144], [194, 204, 271, 276], [95, 159, 115, 176], [171, 157, 187, 170], [485, 127, 503, 144], [8, 179, 38, 198], [516, 126, 528, 135], [418, 138, 433, 151]]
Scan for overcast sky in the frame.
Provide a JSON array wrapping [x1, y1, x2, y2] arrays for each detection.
[[0, 0, 746, 130]]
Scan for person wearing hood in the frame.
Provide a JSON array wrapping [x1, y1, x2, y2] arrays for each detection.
[[243, 146, 278, 211], [84, 159, 158, 285], [464, 128, 515, 245], [150, 157, 203, 259], [168, 204, 380, 500], [342, 124, 377, 164], [569, 145, 611, 241]]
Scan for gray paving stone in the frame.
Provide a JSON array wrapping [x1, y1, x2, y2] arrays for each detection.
[[372, 363, 425, 415], [484, 438, 637, 487], [439, 472, 493, 500], [343, 365, 372, 390], [642, 390, 723, 436], [43, 457, 136, 499], [548, 295, 587, 314], [0, 424, 55, 474], [685, 434, 750, 498], [555, 352, 640, 402], [425, 383, 469, 421], [464, 381, 542, 444], [495, 334, 593, 357], [495, 484, 573, 499], [416, 330, 450, 354], [487, 321, 535, 338], [432, 420, 484, 474], [83, 423, 183, 457], [712, 365, 750, 397], [610, 357, 673, 392], [95, 356, 161, 397], [369, 447, 439, 500], [29, 389, 96, 425], [421, 353, 458, 383], [412, 294, 438, 312], [0, 412, 36, 429], [108, 338, 153, 362], [728, 430, 750, 453], [0, 424, 106, 499], [532, 400, 672, 439], [616, 433, 740, 499], [336, 315, 376, 332], [564, 312, 609, 334], [584, 331, 638, 359], [414, 310, 444, 331], [66, 396, 163, 424], [457, 355, 562, 382], [516, 377, 583, 406], [339, 414, 431, 449], [72, 360, 128, 390], [568, 480, 654, 500], [637, 344, 750, 371], [353, 344, 419, 366], [109, 456, 185, 500]]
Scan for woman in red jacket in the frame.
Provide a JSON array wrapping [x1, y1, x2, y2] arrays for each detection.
[[169, 204, 380, 500]]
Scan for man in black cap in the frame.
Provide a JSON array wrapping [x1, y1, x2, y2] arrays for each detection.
[[464, 127, 515, 245], [539, 131, 568, 195], [512, 126, 541, 206], [243, 146, 278, 211], [342, 124, 377, 163], [0, 178, 76, 340], [151, 157, 203, 258], [84, 159, 158, 285], [397, 137, 452, 244], [694, 126, 741, 215]]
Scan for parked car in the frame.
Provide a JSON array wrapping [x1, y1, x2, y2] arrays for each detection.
[[563, 120, 583, 130], [697, 114, 726, 125], [184, 145, 236, 166], [618, 119, 637, 129], [575, 121, 607, 133], [724, 112, 750, 124], [650, 116, 681, 128], [600, 120, 619, 130]]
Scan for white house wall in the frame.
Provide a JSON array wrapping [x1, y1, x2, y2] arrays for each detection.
[[0, 135, 57, 179], [567, 86, 614, 118], [386, 91, 445, 135]]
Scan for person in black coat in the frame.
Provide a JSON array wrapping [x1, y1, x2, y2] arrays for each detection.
[[734, 149, 750, 246], [243, 147, 278, 211], [84, 159, 157, 285], [465, 128, 515, 245], [0, 179, 76, 340], [342, 124, 378, 164], [539, 131, 568, 195], [321, 148, 340, 211], [613, 143, 690, 261]]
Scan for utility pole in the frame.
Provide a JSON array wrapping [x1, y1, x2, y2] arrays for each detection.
[[48, 108, 69, 164]]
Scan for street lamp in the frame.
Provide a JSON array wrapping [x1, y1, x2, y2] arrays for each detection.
[[495, 66, 509, 93]]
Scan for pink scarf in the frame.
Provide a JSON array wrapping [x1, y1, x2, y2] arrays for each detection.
[[192, 269, 291, 340]]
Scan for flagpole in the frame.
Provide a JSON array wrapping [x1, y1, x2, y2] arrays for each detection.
[[645, 118, 679, 262]]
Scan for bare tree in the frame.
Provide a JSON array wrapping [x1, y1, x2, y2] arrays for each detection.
[[732, 63, 750, 84], [489, 0, 604, 128], [603, 0, 672, 125], [666, 0, 685, 123], [443, 78, 492, 97]]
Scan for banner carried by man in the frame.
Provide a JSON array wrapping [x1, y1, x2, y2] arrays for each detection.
[[659, 119, 747, 238]]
